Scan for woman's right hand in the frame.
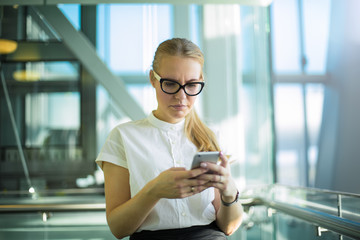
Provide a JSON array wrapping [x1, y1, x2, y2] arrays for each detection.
[[146, 167, 210, 200]]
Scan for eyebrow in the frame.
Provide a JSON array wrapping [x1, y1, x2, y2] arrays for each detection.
[[165, 78, 200, 83], [153, 70, 202, 83]]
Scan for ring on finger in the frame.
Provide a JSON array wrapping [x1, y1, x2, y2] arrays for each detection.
[[219, 176, 223, 183], [191, 186, 195, 192]]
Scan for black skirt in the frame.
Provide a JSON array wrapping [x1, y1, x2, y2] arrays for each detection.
[[129, 222, 227, 240]]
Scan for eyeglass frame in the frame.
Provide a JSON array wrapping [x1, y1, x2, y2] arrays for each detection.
[[152, 70, 205, 96]]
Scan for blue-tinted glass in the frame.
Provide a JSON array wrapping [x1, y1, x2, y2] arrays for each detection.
[[58, 4, 80, 30], [274, 83, 325, 187], [274, 84, 305, 185], [156, 5, 173, 46], [303, 0, 331, 74], [127, 84, 157, 115], [189, 5, 201, 47], [48, 92, 80, 129], [305, 84, 324, 143], [97, 4, 173, 74], [96, 5, 108, 63], [241, 7, 256, 75], [25, 92, 80, 147], [271, 0, 301, 74], [109, 5, 144, 73], [306, 84, 324, 186]]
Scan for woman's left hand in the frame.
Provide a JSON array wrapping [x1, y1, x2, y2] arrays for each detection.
[[196, 152, 237, 199]]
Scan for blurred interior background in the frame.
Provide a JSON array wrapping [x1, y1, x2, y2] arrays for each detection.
[[0, 0, 359, 239]]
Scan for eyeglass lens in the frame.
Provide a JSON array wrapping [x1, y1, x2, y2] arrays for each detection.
[[161, 80, 203, 96]]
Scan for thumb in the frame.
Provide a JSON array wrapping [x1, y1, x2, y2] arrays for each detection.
[[219, 152, 229, 167]]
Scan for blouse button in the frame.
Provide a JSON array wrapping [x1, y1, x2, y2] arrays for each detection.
[[181, 212, 186, 216]]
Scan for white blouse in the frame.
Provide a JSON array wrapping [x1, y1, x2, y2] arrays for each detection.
[[96, 112, 216, 231]]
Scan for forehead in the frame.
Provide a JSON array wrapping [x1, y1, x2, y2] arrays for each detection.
[[158, 55, 202, 77]]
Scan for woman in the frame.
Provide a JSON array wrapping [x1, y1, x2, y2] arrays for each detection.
[[96, 38, 243, 239]]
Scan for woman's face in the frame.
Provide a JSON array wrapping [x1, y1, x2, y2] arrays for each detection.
[[150, 55, 202, 124]]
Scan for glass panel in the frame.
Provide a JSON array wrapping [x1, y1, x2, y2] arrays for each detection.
[[341, 194, 360, 223], [0, 58, 82, 192], [227, 205, 274, 240], [189, 5, 201, 47], [274, 83, 325, 187], [240, 6, 274, 187], [343, 236, 359, 240], [25, 92, 80, 147], [2, 62, 79, 82], [271, 0, 301, 74], [0, 211, 113, 240], [305, 84, 324, 187], [96, 85, 130, 154], [26, 7, 60, 41], [127, 84, 157, 115], [274, 212, 340, 240], [302, 0, 331, 74], [271, 185, 339, 216], [97, 4, 173, 74], [241, 185, 360, 240], [58, 4, 81, 31], [274, 84, 305, 186], [109, 4, 144, 73]]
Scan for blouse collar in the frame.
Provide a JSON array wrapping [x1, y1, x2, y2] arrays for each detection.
[[148, 111, 185, 131]]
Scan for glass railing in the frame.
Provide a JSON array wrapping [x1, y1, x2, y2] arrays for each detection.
[[1, 185, 359, 240], [235, 184, 360, 240], [0, 188, 116, 240]]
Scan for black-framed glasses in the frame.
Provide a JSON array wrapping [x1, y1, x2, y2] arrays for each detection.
[[152, 70, 205, 96]]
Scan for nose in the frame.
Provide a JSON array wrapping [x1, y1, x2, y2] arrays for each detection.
[[174, 86, 187, 99]]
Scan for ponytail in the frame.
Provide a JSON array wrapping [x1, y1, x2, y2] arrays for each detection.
[[185, 109, 220, 152]]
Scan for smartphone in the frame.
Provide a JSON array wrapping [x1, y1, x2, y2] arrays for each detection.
[[191, 151, 220, 169]]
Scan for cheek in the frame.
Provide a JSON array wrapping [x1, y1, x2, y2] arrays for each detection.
[[189, 96, 197, 104], [156, 88, 170, 104]]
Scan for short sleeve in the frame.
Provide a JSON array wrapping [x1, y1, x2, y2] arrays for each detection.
[[95, 127, 128, 170]]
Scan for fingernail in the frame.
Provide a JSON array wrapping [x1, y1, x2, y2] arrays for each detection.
[[200, 162, 207, 168]]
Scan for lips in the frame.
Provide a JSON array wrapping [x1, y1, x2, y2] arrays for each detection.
[[170, 104, 187, 110]]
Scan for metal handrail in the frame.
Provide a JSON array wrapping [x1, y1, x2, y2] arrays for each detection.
[[0, 203, 105, 213], [0, 188, 104, 196], [272, 184, 360, 198], [256, 198, 360, 239]]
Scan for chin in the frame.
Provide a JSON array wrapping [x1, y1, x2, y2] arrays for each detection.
[[169, 113, 187, 122]]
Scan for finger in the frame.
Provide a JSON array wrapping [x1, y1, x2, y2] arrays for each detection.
[[186, 185, 211, 196], [204, 181, 226, 191], [196, 173, 223, 183], [185, 178, 209, 187], [167, 167, 206, 180], [219, 151, 229, 167], [180, 167, 208, 179], [169, 167, 187, 171], [200, 162, 226, 176]]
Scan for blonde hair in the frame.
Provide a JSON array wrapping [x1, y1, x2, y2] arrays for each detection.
[[152, 38, 220, 152]]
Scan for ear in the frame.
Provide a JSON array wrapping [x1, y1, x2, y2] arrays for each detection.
[[149, 70, 156, 88]]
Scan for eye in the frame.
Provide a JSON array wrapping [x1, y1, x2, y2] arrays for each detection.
[[163, 81, 177, 87], [186, 83, 199, 89]]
